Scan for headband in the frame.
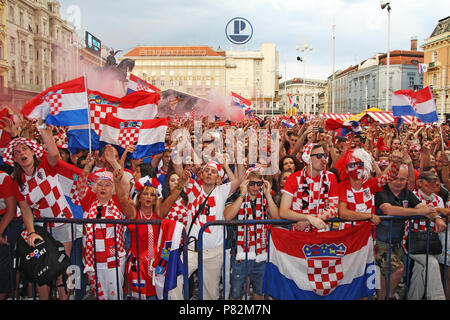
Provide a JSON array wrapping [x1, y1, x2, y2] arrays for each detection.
[[2, 138, 44, 166], [203, 161, 224, 178]]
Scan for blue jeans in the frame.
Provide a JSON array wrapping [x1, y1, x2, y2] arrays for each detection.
[[229, 255, 266, 299]]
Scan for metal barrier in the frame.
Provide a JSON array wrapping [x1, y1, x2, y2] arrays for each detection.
[[196, 216, 449, 300], [6, 217, 189, 300], [4, 215, 448, 300]]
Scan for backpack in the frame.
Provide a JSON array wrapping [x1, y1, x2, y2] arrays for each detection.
[[16, 226, 71, 286]]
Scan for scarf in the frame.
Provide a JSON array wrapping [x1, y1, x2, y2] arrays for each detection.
[[83, 198, 125, 274], [297, 167, 330, 216], [236, 191, 268, 262]]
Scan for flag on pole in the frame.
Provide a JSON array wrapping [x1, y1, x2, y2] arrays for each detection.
[[67, 90, 160, 153], [417, 63, 428, 74], [126, 73, 161, 95], [20, 76, 89, 127], [231, 92, 251, 110], [288, 93, 297, 108], [152, 219, 185, 300], [99, 114, 168, 159], [392, 86, 438, 123], [263, 222, 376, 300]]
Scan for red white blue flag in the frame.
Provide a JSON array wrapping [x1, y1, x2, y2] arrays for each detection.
[[67, 90, 160, 153], [263, 222, 376, 299], [20, 76, 89, 127], [126, 73, 161, 95], [392, 86, 438, 123], [100, 114, 168, 159], [152, 219, 185, 300]]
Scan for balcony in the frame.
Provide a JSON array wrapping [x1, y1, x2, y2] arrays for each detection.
[[428, 61, 441, 70]]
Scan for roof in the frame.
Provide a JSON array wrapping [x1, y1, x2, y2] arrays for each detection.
[[123, 46, 225, 57]]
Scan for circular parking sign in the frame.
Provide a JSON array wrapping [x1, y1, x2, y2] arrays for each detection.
[[225, 17, 253, 45]]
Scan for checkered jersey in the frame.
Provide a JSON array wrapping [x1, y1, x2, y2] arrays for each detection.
[[166, 198, 188, 227], [81, 191, 126, 272], [0, 171, 14, 216], [402, 190, 444, 249], [13, 156, 72, 227]]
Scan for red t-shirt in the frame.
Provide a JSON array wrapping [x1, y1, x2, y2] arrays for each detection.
[[0, 171, 14, 216]]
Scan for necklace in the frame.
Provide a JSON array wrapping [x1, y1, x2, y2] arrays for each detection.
[[141, 210, 154, 220]]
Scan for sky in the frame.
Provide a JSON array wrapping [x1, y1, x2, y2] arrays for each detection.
[[59, 0, 449, 81]]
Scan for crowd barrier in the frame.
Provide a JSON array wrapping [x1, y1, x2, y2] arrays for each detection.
[[4, 215, 449, 300]]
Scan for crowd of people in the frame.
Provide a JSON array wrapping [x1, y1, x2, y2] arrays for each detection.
[[0, 108, 449, 300]]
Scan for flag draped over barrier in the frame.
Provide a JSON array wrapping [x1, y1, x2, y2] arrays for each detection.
[[263, 222, 376, 300]]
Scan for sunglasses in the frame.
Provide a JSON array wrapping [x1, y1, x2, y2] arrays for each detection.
[[310, 153, 328, 160], [347, 161, 364, 169], [248, 181, 264, 187]]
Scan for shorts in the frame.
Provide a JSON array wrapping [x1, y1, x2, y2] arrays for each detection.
[[230, 256, 265, 299], [375, 240, 404, 277]]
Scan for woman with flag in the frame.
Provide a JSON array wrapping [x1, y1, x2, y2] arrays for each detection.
[[114, 167, 163, 299]]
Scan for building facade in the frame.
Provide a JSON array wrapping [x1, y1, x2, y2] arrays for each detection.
[[421, 16, 450, 119], [279, 77, 326, 115], [328, 38, 423, 114], [121, 43, 280, 114]]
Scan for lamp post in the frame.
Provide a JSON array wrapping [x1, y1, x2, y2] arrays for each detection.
[[296, 41, 313, 114], [381, 1, 391, 111]]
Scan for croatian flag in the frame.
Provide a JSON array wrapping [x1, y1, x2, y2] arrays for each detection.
[[392, 86, 438, 123], [263, 222, 376, 300], [99, 114, 168, 159], [55, 159, 95, 218], [67, 90, 160, 153], [20, 76, 89, 127], [153, 219, 185, 300], [281, 116, 295, 128], [418, 63, 427, 74], [0, 108, 13, 148], [288, 93, 297, 108], [231, 92, 251, 110], [126, 73, 161, 95]]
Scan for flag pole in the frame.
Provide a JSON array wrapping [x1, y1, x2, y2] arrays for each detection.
[[83, 73, 92, 153]]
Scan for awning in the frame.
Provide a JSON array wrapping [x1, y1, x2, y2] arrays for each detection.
[[320, 113, 354, 121], [366, 111, 423, 125]]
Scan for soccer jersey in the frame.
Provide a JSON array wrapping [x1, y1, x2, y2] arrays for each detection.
[[0, 171, 14, 216], [13, 155, 72, 226], [184, 178, 231, 249], [282, 169, 339, 216]]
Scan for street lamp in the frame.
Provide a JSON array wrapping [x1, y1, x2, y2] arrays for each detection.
[[296, 41, 313, 114], [381, 1, 391, 111]]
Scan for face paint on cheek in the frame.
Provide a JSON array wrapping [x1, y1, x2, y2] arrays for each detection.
[[349, 168, 364, 180]]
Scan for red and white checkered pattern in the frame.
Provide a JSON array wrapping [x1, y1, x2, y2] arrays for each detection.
[[83, 198, 126, 272], [45, 92, 63, 115], [402, 190, 444, 249], [306, 258, 344, 296], [3, 137, 44, 166], [17, 162, 72, 227], [90, 104, 117, 136], [166, 198, 188, 227], [118, 127, 140, 149]]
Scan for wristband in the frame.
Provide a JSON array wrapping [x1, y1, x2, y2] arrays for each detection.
[[28, 231, 36, 236], [433, 215, 443, 221], [239, 193, 245, 200], [37, 123, 47, 130]]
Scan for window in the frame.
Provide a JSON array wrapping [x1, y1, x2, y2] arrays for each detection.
[[409, 76, 414, 88], [10, 37, 15, 54], [432, 51, 438, 62], [0, 41, 3, 60]]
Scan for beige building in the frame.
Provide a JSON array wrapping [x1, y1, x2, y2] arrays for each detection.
[[121, 43, 280, 114], [225, 43, 280, 114], [122, 45, 227, 97], [0, 0, 10, 106], [421, 16, 450, 118]]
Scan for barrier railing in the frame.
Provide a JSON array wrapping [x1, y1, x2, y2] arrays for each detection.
[[7, 217, 189, 300], [197, 215, 449, 300], [5, 215, 448, 300]]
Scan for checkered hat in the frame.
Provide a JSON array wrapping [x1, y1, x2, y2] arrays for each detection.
[[94, 171, 114, 184], [203, 161, 224, 178], [246, 163, 263, 176], [2, 137, 44, 166]]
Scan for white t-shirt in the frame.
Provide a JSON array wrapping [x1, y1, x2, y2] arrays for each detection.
[[185, 178, 231, 250]]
